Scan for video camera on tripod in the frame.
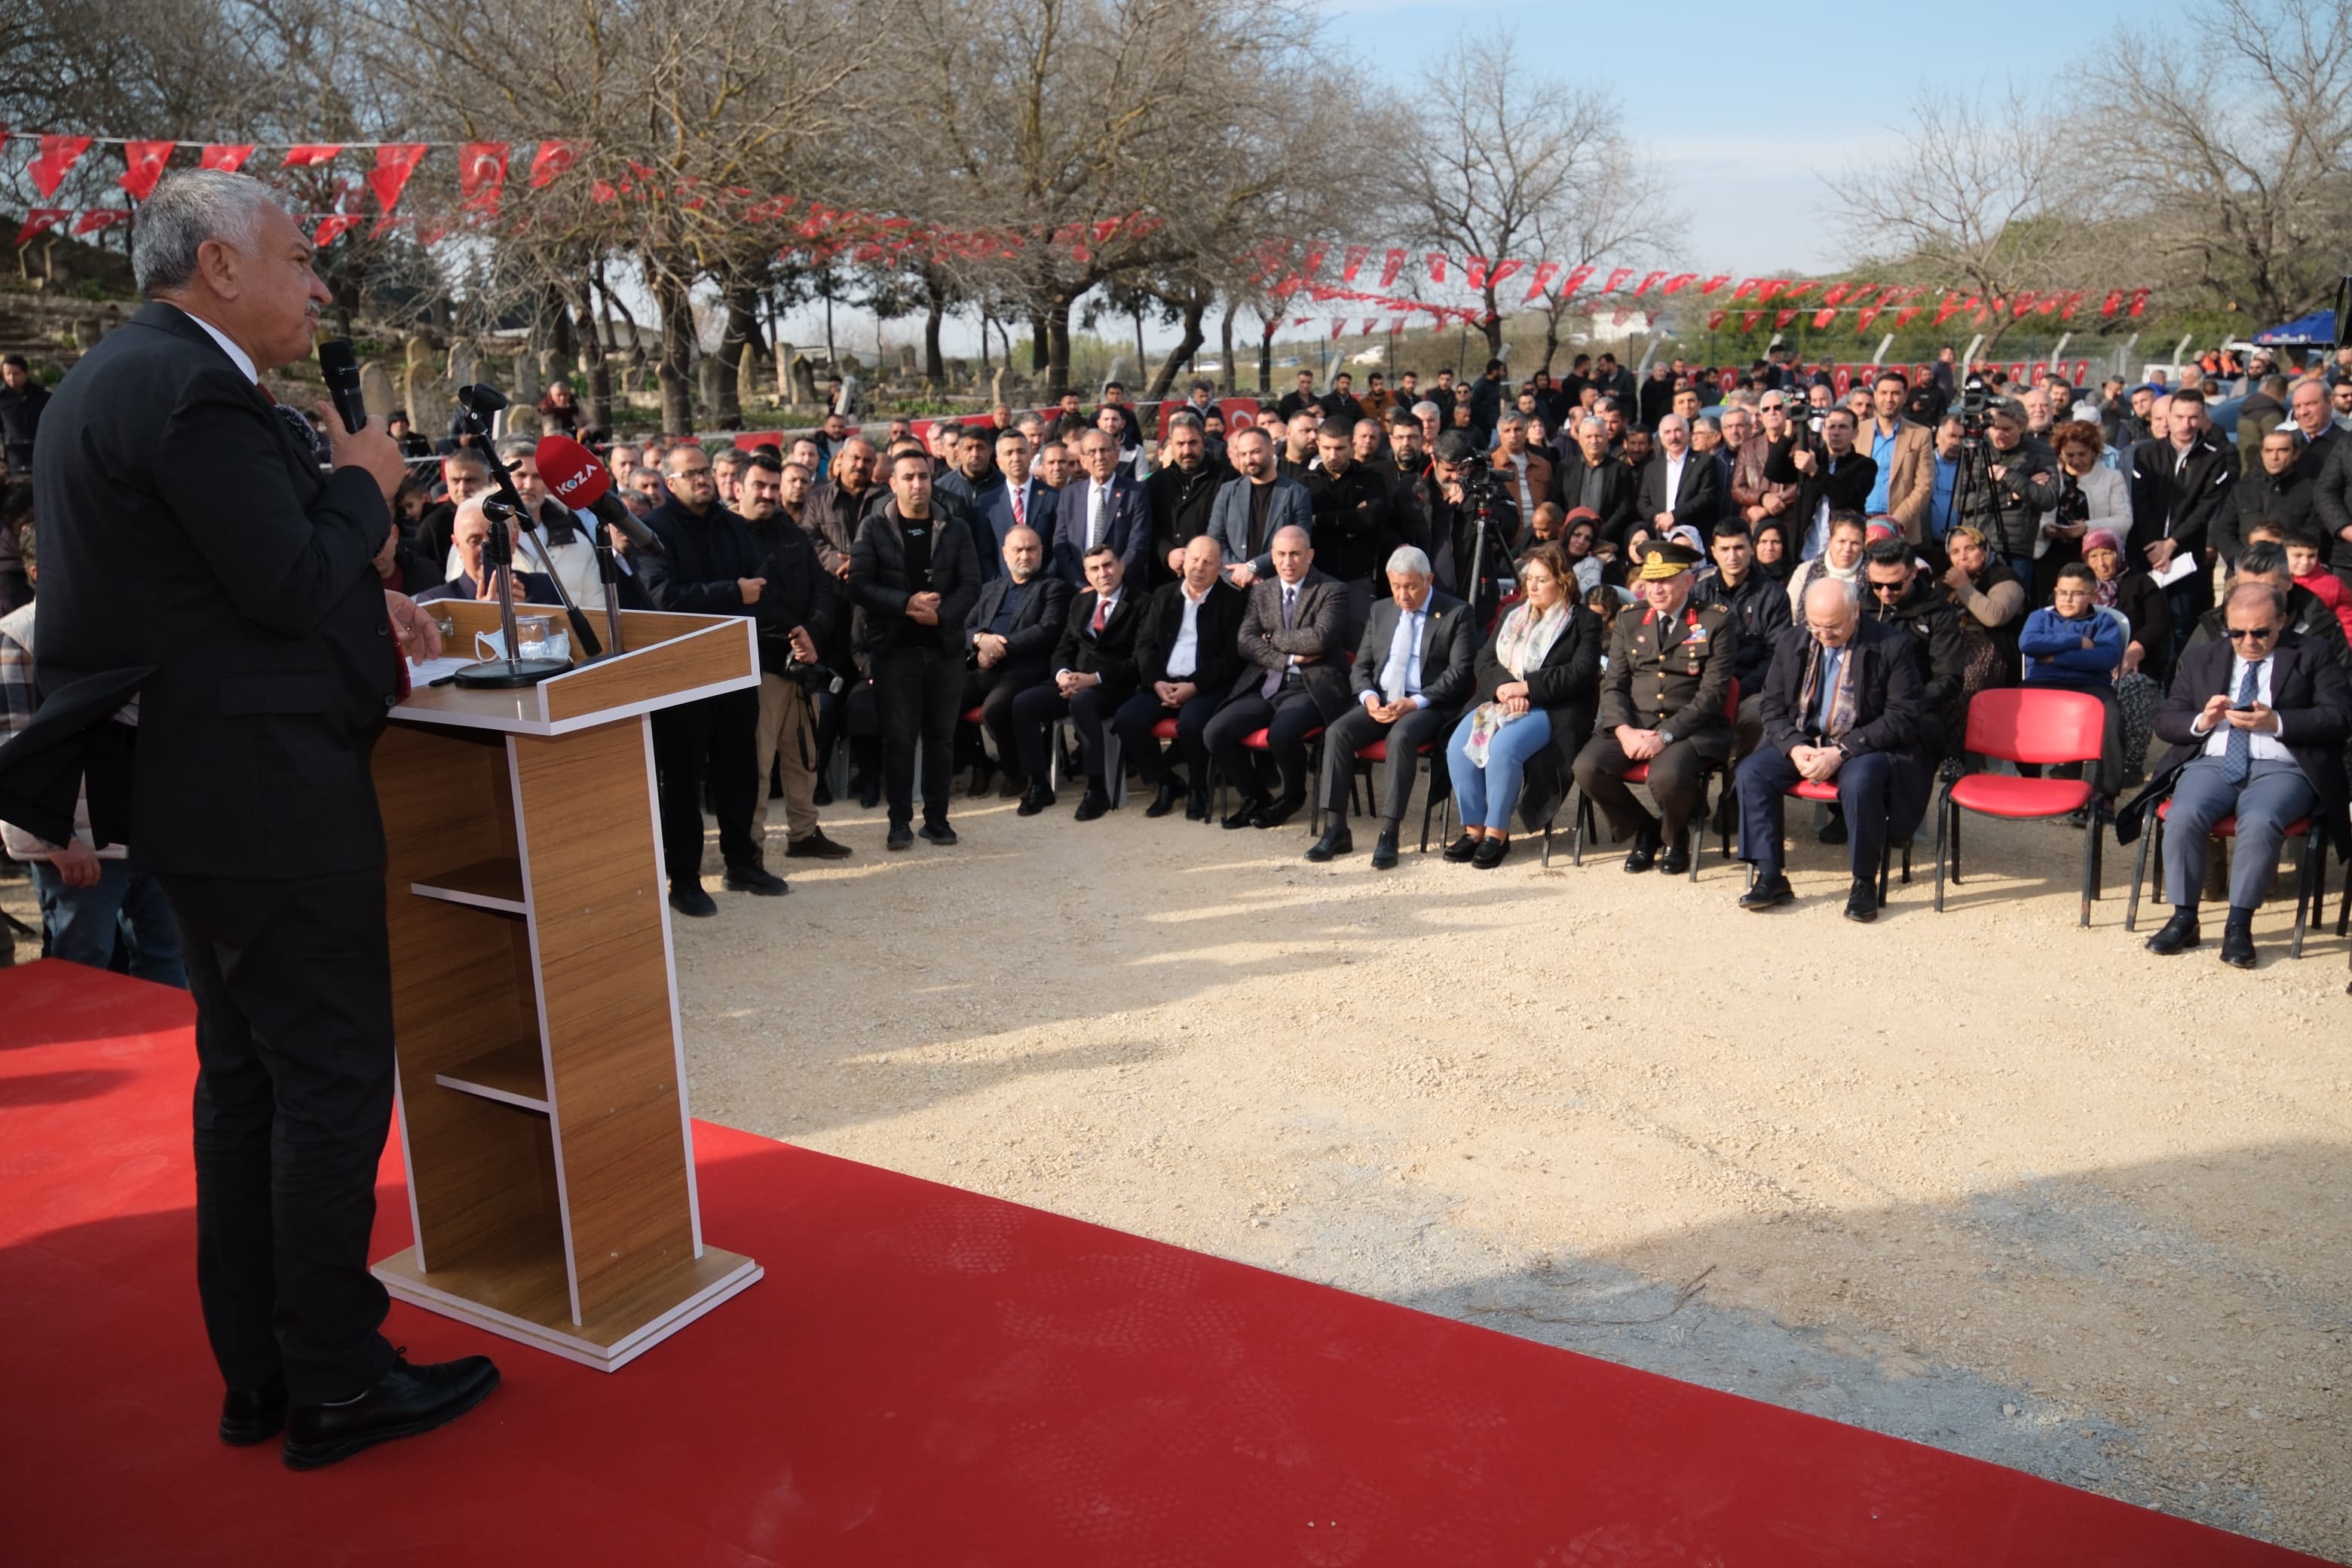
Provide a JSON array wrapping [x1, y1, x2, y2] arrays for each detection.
[[1955, 373, 1995, 446]]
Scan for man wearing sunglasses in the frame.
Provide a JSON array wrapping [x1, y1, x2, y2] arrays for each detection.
[[2138, 579, 2352, 966]]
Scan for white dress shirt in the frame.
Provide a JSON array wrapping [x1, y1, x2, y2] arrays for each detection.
[[2193, 651, 2292, 759], [1370, 604, 1429, 706], [174, 305, 259, 384], [1167, 582, 1208, 680], [1662, 452, 1687, 515]]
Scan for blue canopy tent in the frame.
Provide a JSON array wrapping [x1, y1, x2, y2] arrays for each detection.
[[2254, 308, 2335, 346]]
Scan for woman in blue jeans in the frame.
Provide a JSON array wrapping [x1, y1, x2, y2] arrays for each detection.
[[1443, 545, 1603, 868]]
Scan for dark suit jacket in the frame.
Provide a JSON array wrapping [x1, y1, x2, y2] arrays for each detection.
[[1051, 585, 1146, 696], [962, 572, 1071, 670], [2127, 433, 2238, 561], [1550, 450, 1639, 544], [1051, 470, 1153, 586], [1136, 578, 1248, 694], [2148, 632, 2350, 810], [1226, 569, 1351, 720], [2305, 428, 2352, 561], [414, 569, 562, 607], [7, 302, 395, 876], [1350, 590, 1478, 715], [1636, 451, 1723, 533], [1206, 473, 1312, 579], [1756, 616, 1924, 759]]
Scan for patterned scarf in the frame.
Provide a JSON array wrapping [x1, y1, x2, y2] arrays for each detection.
[[1463, 602, 1569, 766], [1796, 635, 1864, 740]]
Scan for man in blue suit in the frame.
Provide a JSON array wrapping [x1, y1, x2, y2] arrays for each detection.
[[1207, 426, 1311, 587], [1052, 427, 1151, 586], [977, 427, 1058, 583]]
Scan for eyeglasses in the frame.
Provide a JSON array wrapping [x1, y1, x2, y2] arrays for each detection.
[[1867, 579, 1908, 594], [2225, 626, 2280, 642]]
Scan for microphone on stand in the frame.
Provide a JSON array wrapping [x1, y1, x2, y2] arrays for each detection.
[[535, 434, 668, 556]]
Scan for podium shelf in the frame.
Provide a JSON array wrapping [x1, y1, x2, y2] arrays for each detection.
[[412, 856, 527, 915], [435, 1039, 550, 1113]]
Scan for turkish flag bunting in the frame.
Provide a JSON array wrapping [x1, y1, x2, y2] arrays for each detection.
[[1632, 271, 1667, 296], [366, 144, 427, 213], [1894, 306, 1921, 328], [1559, 264, 1595, 296], [2128, 288, 2148, 317], [15, 209, 70, 246], [1812, 308, 1836, 329], [1729, 279, 1758, 303], [2057, 290, 2083, 319], [2099, 289, 2124, 318], [1331, 320, 1347, 341], [1488, 259, 1524, 291], [1378, 248, 1406, 289], [1600, 267, 1633, 293], [1857, 306, 1883, 333], [1757, 280, 1789, 304], [1845, 283, 1882, 308], [1707, 310, 1726, 329], [2038, 293, 2064, 316], [1933, 293, 1964, 326], [369, 213, 405, 240], [1821, 283, 1853, 308], [1779, 282, 1815, 304], [2010, 290, 2038, 319], [118, 140, 174, 201], [72, 209, 130, 236], [314, 214, 361, 247], [1465, 255, 1490, 290], [529, 140, 579, 188], [1424, 253, 1447, 285], [199, 145, 254, 173], [1661, 273, 1698, 295], [1740, 311, 1762, 331], [1340, 243, 1368, 282], [1522, 261, 1563, 302], [28, 134, 94, 198], [592, 179, 618, 204], [281, 144, 345, 168], [1774, 309, 1797, 328], [460, 142, 510, 214], [1361, 318, 1380, 335], [1698, 274, 1731, 295]]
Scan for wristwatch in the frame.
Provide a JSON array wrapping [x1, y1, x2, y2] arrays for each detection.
[[1658, 730, 1676, 747]]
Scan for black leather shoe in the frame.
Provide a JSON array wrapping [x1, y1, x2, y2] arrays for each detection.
[[1145, 780, 1181, 818], [1472, 835, 1511, 870], [857, 776, 882, 810], [1441, 833, 1479, 863], [1622, 826, 1661, 874], [1658, 831, 1691, 877], [721, 862, 789, 896], [1223, 797, 1266, 830], [918, 822, 959, 846], [1305, 825, 1353, 862], [1738, 872, 1794, 911], [1370, 828, 1399, 870], [1073, 786, 1111, 822], [220, 1381, 287, 1446], [1016, 785, 1056, 817], [1253, 795, 1303, 830], [1819, 810, 1848, 846], [783, 829, 853, 860], [668, 883, 718, 918], [2219, 919, 2257, 969], [885, 824, 914, 851], [1842, 876, 1878, 923], [2144, 909, 2200, 955], [1185, 787, 1212, 822], [282, 1354, 500, 1471]]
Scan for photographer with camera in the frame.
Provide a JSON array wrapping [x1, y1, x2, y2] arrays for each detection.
[[1413, 430, 1519, 629], [1955, 392, 2060, 592], [1732, 391, 1802, 534], [739, 452, 850, 865]]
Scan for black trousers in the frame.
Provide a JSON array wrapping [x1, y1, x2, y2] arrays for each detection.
[[1736, 747, 1899, 881], [652, 685, 760, 884], [1570, 730, 1724, 840], [1110, 688, 1220, 787], [1319, 701, 1453, 823], [962, 660, 1046, 782], [872, 644, 963, 826], [1205, 685, 1324, 803], [161, 869, 398, 1407], [1011, 678, 1129, 784]]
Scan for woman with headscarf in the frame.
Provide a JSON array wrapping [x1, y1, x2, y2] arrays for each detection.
[[1560, 507, 1608, 594], [1784, 511, 1869, 617], [1751, 517, 1796, 586], [1936, 522, 2026, 695], [2082, 526, 2169, 785], [1441, 544, 1603, 868]]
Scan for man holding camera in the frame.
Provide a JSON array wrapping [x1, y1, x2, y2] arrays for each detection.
[[1410, 430, 1518, 629], [740, 452, 850, 865], [1957, 395, 2060, 590]]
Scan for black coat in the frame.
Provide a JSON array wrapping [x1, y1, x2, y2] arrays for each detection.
[[1305, 460, 1393, 584], [1135, 578, 1248, 694], [1462, 602, 1604, 831], [2127, 433, 2238, 562], [1636, 451, 1722, 534], [634, 495, 764, 617], [850, 500, 982, 660], [1549, 450, 1640, 544], [1865, 580, 1970, 717], [746, 511, 836, 677], [8, 302, 395, 877], [1146, 460, 1227, 586], [2305, 431, 2352, 565], [1052, 586, 1146, 696], [1692, 568, 1791, 697], [1756, 615, 1925, 760], [961, 572, 1071, 671], [2217, 468, 2315, 564]]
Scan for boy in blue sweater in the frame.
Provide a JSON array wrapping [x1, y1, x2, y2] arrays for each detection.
[[2016, 560, 2127, 794]]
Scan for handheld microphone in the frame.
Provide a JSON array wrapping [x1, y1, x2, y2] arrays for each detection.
[[317, 338, 366, 434], [535, 434, 666, 556]]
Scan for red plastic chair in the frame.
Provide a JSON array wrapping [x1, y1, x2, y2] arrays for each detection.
[[1932, 688, 2107, 926], [2124, 795, 2344, 958], [1554, 681, 1741, 877], [1214, 724, 1325, 825], [1336, 736, 1449, 850], [1775, 776, 1912, 904]]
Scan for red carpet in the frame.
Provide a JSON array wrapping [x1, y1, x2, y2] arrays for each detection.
[[0, 957, 2330, 1567]]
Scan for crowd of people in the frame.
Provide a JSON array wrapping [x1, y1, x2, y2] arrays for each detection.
[[6, 339, 2351, 969]]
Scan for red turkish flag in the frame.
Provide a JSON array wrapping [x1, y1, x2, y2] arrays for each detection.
[[198, 145, 254, 173], [2099, 289, 2124, 318], [72, 208, 131, 236], [314, 213, 361, 248], [1424, 253, 1447, 285], [1697, 274, 1731, 295], [366, 144, 427, 213], [1331, 320, 1347, 341], [1340, 243, 1369, 283], [1465, 255, 1491, 290], [1775, 309, 1797, 328], [1488, 259, 1525, 292], [459, 142, 510, 215], [281, 144, 345, 168], [529, 140, 579, 188], [1857, 306, 1883, 333], [1729, 279, 1759, 303], [1600, 267, 1633, 293], [1933, 293, 1965, 326], [1894, 306, 1921, 328], [118, 141, 174, 201], [1822, 283, 1853, 308], [1739, 311, 1762, 331], [1522, 261, 1563, 302], [592, 179, 619, 204], [1361, 318, 1379, 335], [2056, 290, 2083, 320], [27, 134, 94, 198], [1378, 248, 1406, 289], [1707, 310, 1726, 329], [2010, 290, 2038, 319], [14, 209, 70, 246], [1632, 271, 1667, 297], [1660, 272, 1698, 295], [1559, 264, 1595, 296], [2128, 287, 2149, 317], [1812, 308, 1837, 329]]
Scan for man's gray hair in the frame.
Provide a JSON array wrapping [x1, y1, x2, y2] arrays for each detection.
[[1411, 400, 1441, 419], [1166, 409, 1205, 432], [2225, 578, 2289, 621], [495, 436, 537, 464], [1577, 415, 1608, 435], [1386, 544, 1433, 578], [132, 170, 285, 297], [1497, 410, 1527, 429]]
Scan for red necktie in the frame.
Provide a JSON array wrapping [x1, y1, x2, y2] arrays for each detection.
[[1090, 596, 1108, 635], [1010, 483, 1025, 529]]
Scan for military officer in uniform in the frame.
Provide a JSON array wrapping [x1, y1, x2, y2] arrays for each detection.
[[1570, 539, 1738, 873]]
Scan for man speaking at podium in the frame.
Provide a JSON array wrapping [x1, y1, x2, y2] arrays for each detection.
[[0, 171, 500, 1468]]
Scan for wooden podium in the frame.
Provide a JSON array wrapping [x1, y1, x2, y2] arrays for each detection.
[[366, 600, 764, 1370]]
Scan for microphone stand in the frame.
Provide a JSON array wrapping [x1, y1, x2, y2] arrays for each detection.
[[449, 386, 585, 689], [591, 525, 628, 656]]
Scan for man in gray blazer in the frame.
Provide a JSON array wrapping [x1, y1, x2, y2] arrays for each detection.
[[1202, 525, 1349, 828], [1207, 426, 1312, 586], [1306, 546, 1478, 868]]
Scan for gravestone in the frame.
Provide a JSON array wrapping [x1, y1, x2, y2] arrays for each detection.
[[512, 350, 539, 408], [697, 355, 723, 418], [737, 344, 759, 409], [359, 361, 399, 420], [773, 341, 796, 400], [789, 354, 818, 404]]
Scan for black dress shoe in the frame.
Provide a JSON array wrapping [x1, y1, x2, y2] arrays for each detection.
[[1369, 828, 1399, 871], [1622, 826, 1661, 874], [2144, 909, 2200, 955], [1441, 833, 1479, 863], [1305, 825, 1353, 862], [721, 862, 789, 896], [220, 1381, 287, 1446], [1253, 795, 1303, 830], [2219, 919, 2257, 969], [1073, 786, 1111, 822], [1472, 835, 1511, 870], [668, 883, 718, 918], [1738, 872, 1794, 911], [918, 821, 959, 846], [1146, 780, 1182, 818], [1223, 797, 1265, 830], [282, 1354, 500, 1471], [1185, 788, 1212, 822], [783, 829, 853, 860], [1842, 876, 1878, 923], [1657, 831, 1691, 877], [856, 776, 882, 810], [885, 824, 914, 851], [1819, 809, 1848, 846], [1017, 785, 1056, 817]]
